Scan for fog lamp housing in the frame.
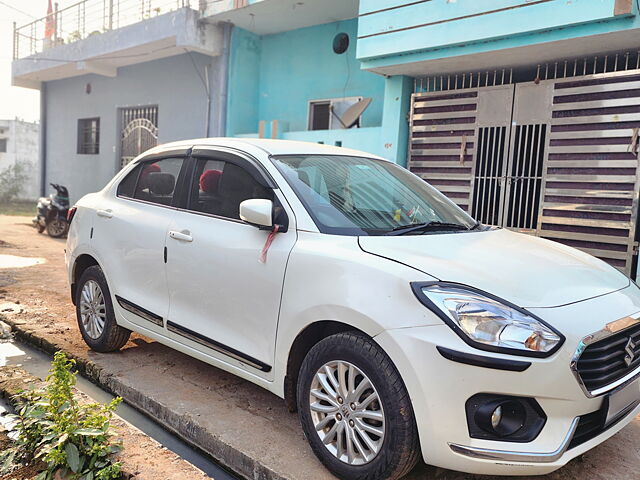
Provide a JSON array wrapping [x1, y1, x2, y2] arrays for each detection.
[[466, 393, 546, 442]]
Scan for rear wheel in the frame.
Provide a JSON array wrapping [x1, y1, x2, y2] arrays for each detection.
[[75, 265, 130, 352], [297, 332, 420, 480], [46, 218, 68, 237]]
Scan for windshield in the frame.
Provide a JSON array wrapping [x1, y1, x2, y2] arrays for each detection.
[[271, 154, 477, 236]]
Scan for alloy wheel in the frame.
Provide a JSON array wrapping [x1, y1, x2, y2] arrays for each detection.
[[79, 280, 106, 339], [309, 360, 385, 465]]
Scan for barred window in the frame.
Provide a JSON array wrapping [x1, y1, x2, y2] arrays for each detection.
[[77, 118, 100, 154]]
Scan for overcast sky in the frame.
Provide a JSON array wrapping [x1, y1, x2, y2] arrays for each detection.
[[0, 0, 70, 123]]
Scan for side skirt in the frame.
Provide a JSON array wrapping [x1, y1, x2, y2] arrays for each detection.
[[166, 320, 272, 373], [115, 295, 163, 327]]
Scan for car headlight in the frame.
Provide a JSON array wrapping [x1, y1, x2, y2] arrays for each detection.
[[412, 282, 563, 357]]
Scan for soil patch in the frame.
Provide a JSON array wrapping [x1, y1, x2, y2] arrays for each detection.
[[0, 430, 47, 480]]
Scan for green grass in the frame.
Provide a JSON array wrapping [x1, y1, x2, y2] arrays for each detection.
[[0, 200, 35, 216]]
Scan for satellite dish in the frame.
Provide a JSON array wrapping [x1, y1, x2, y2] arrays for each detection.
[[331, 97, 372, 129]]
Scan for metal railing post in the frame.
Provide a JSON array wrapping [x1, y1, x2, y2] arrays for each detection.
[[12, 22, 16, 60], [54, 3, 59, 43], [108, 0, 114, 30]]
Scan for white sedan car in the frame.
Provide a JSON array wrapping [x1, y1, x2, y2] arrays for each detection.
[[66, 138, 640, 480]]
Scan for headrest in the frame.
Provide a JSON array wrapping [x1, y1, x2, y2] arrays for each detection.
[[138, 163, 161, 189], [200, 169, 222, 194], [218, 163, 256, 197], [147, 172, 175, 195]]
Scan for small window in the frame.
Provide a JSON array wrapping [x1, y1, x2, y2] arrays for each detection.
[[308, 97, 363, 131], [77, 118, 100, 154], [188, 158, 272, 220], [309, 101, 331, 130], [0, 139, 6, 153], [118, 157, 184, 206]]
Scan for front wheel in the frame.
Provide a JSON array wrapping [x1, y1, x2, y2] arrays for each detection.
[[297, 332, 420, 480], [75, 265, 131, 352]]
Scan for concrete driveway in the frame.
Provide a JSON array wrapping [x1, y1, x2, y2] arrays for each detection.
[[0, 214, 639, 480]]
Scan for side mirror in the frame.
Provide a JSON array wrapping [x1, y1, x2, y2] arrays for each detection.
[[240, 199, 273, 228]]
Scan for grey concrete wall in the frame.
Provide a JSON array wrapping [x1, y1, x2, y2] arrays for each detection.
[[45, 52, 223, 204], [0, 119, 40, 200]]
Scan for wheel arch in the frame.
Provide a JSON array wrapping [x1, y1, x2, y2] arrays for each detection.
[[70, 254, 101, 305], [283, 320, 368, 413]]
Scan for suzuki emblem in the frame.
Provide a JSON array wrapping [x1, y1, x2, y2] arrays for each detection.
[[624, 337, 637, 367]]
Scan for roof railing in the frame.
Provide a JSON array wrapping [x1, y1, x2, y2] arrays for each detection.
[[13, 0, 192, 60]]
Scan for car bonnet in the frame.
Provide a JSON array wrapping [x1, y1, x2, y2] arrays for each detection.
[[358, 228, 629, 308]]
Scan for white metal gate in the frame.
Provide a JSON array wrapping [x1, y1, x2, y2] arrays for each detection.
[[540, 71, 640, 275], [120, 106, 158, 168], [409, 66, 640, 276]]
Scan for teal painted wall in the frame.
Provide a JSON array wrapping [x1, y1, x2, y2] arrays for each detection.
[[258, 19, 384, 132], [226, 19, 413, 164], [381, 75, 413, 166], [358, 0, 640, 68], [228, 19, 385, 136], [227, 27, 261, 137]]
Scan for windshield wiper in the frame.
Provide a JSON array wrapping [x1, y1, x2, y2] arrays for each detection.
[[384, 221, 470, 236]]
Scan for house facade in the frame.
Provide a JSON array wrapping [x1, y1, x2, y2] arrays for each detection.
[[11, 0, 640, 279], [354, 0, 640, 278], [0, 119, 40, 200]]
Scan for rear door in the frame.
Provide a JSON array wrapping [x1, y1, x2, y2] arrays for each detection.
[[164, 147, 297, 377], [91, 152, 189, 334]]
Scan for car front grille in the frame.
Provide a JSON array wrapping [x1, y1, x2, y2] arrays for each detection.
[[576, 323, 640, 392]]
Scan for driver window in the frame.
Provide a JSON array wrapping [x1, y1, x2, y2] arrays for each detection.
[[189, 158, 273, 220]]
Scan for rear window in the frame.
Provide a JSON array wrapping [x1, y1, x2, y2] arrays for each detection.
[[117, 167, 140, 198], [117, 157, 184, 206]]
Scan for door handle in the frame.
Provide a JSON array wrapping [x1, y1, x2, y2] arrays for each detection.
[[97, 209, 113, 218], [168, 230, 193, 242]]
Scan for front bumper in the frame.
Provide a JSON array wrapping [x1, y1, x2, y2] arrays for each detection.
[[375, 283, 640, 475]]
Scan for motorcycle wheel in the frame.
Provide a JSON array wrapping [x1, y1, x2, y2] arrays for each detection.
[[47, 219, 68, 238]]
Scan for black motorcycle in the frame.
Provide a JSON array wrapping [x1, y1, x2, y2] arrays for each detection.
[[33, 183, 70, 238]]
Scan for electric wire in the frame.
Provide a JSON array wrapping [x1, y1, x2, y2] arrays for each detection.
[[0, 0, 36, 18]]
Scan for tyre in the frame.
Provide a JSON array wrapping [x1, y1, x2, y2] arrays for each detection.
[[46, 218, 68, 238], [297, 332, 420, 480], [75, 265, 131, 352]]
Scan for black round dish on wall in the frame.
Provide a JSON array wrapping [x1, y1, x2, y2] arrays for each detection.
[[333, 33, 349, 54]]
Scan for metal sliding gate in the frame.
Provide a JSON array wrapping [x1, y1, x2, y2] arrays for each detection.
[[120, 106, 159, 168], [409, 68, 640, 276]]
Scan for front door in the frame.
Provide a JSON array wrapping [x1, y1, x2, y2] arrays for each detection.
[[164, 149, 297, 376], [470, 82, 553, 232]]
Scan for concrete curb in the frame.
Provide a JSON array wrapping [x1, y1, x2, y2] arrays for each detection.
[[2, 316, 290, 480]]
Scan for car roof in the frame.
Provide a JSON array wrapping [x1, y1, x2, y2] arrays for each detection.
[[139, 137, 388, 161]]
